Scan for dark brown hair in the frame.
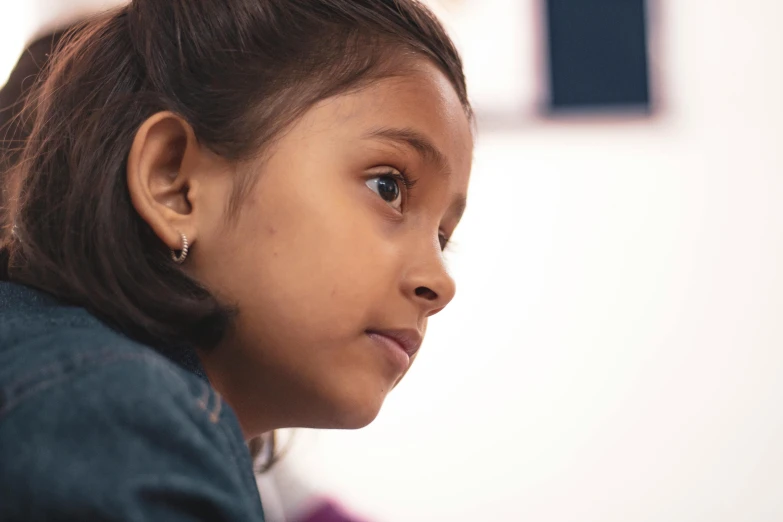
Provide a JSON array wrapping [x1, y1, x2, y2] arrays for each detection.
[[1, 0, 470, 350]]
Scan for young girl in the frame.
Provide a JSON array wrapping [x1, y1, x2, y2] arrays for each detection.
[[0, 0, 473, 519]]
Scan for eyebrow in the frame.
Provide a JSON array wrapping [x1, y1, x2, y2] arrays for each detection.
[[363, 126, 450, 174]]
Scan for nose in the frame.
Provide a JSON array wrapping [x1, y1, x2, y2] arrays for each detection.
[[402, 242, 456, 317]]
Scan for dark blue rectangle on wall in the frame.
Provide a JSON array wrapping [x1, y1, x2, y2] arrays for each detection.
[[545, 0, 651, 112]]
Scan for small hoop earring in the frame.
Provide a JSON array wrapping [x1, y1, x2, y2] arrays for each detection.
[[171, 232, 189, 264]]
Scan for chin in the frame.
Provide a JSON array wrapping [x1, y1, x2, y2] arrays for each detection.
[[310, 386, 388, 430], [344, 404, 385, 429]]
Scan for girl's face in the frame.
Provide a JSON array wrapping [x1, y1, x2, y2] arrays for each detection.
[[131, 61, 473, 435]]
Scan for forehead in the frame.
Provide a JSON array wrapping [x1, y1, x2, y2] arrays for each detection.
[[305, 61, 474, 179]]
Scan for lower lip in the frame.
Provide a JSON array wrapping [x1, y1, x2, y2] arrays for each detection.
[[366, 332, 411, 373]]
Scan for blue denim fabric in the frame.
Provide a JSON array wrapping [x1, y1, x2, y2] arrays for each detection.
[[0, 282, 265, 521]]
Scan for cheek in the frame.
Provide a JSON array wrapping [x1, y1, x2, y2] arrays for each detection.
[[220, 174, 394, 342]]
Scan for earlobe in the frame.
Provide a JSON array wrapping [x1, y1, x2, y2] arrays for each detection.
[[127, 111, 200, 252]]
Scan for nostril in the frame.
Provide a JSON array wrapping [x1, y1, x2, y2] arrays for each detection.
[[415, 286, 438, 301]]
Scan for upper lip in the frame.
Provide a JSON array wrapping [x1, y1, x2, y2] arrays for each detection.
[[367, 328, 423, 357]]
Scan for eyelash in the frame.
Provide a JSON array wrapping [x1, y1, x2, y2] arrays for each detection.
[[438, 233, 450, 251], [375, 168, 451, 251], [382, 168, 418, 192]]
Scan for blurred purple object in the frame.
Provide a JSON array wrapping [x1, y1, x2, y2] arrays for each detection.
[[299, 501, 371, 522]]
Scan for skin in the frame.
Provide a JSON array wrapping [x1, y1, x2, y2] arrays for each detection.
[[126, 59, 473, 438]]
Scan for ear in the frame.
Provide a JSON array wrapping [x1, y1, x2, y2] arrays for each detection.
[[127, 112, 203, 253]]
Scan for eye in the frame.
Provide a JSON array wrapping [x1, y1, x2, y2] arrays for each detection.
[[438, 232, 449, 251], [365, 170, 414, 211]]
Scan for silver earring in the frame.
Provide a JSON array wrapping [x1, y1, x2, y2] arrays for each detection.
[[171, 232, 189, 264]]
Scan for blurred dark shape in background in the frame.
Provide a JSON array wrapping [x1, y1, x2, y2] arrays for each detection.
[[544, 0, 651, 112]]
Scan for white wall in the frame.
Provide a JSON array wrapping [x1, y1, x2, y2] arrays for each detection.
[[3, 1, 782, 521], [0, 0, 126, 85], [287, 1, 783, 521], [0, 2, 30, 87]]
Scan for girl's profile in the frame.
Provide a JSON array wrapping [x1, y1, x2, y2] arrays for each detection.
[[0, 0, 473, 519]]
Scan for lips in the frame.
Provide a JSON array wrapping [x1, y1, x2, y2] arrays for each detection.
[[365, 328, 423, 357]]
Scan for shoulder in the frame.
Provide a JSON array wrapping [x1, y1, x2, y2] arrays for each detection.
[[0, 296, 206, 423], [0, 336, 226, 456], [0, 353, 264, 520], [0, 282, 206, 418], [0, 287, 265, 520]]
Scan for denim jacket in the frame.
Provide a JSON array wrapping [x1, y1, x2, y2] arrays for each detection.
[[0, 282, 265, 521]]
